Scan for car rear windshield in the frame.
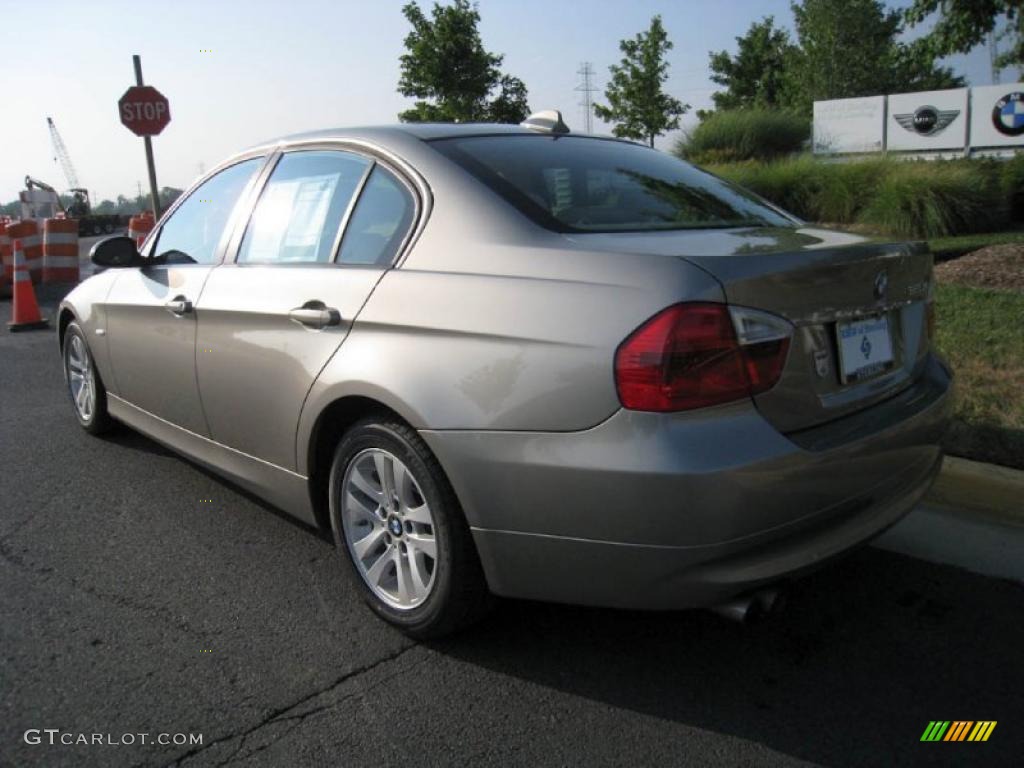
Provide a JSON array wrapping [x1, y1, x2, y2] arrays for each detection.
[[430, 135, 793, 233]]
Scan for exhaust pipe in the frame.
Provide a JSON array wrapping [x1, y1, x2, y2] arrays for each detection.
[[710, 588, 783, 623]]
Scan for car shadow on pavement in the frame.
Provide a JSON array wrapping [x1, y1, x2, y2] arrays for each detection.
[[435, 547, 1024, 766]]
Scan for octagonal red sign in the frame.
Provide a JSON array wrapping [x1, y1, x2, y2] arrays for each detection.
[[118, 85, 171, 136]]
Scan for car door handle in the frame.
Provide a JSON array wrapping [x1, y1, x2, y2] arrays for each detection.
[[164, 296, 193, 316], [289, 304, 342, 330]]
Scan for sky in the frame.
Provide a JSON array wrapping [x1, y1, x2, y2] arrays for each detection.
[[0, 0, 1011, 204]]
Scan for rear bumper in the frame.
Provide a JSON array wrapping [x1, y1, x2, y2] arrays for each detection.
[[421, 354, 953, 609]]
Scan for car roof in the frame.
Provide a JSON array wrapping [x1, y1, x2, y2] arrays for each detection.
[[252, 122, 544, 150]]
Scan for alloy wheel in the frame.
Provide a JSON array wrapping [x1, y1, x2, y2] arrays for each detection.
[[66, 335, 95, 422], [341, 448, 437, 610]]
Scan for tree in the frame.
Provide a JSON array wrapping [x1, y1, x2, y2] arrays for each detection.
[[905, 0, 1023, 71], [594, 15, 688, 147], [397, 0, 529, 123], [889, 38, 966, 93], [708, 17, 797, 111], [785, 0, 965, 113]]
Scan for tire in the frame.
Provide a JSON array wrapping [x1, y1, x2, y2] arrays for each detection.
[[328, 417, 492, 638], [62, 322, 114, 435], [103, 222, 114, 234]]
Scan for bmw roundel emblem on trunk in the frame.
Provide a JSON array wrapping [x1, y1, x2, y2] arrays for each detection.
[[993, 92, 1024, 136], [874, 271, 888, 301]]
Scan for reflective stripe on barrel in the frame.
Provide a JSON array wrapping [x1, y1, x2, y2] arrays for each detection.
[[42, 217, 80, 283]]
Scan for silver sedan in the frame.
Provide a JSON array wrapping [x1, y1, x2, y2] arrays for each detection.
[[59, 113, 952, 637]]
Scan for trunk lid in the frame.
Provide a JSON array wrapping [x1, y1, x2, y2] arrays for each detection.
[[567, 226, 935, 432]]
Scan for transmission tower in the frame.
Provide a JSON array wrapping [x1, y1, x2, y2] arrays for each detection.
[[47, 117, 81, 189], [988, 28, 1001, 84], [575, 62, 598, 133]]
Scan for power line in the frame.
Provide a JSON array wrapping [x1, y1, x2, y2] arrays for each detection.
[[575, 62, 598, 133]]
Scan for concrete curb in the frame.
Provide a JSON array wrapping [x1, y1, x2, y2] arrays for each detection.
[[925, 456, 1024, 526]]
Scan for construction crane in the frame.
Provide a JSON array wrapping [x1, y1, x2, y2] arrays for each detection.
[[23, 118, 129, 235], [47, 117, 80, 189], [46, 117, 90, 218]]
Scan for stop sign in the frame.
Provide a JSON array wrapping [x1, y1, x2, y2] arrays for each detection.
[[118, 85, 171, 136]]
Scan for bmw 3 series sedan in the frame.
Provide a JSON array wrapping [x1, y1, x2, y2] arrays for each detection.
[[60, 111, 952, 637]]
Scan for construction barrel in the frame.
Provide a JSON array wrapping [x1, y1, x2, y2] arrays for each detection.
[[128, 212, 155, 248], [42, 217, 80, 283]]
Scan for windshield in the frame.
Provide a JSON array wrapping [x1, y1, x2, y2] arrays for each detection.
[[430, 135, 794, 233]]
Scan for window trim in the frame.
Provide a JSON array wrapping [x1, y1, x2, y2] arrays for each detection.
[[142, 152, 272, 268], [223, 140, 426, 270]]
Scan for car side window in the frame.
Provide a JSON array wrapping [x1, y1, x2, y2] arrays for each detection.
[[237, 151, 371, 264], [152, 158, 263, 265], [337, 166, 415, 266]]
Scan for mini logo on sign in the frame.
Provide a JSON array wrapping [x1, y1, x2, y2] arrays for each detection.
[[893, 105, 960, 136], [993, 92, 1024, 136], [860, 335, 872, 360], [874, 271, 888, 301]]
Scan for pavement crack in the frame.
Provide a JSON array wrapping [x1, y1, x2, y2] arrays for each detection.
[[0, 537, 213, 642], [164, 642, 417, 767]]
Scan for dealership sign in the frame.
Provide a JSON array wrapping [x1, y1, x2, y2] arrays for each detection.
[[971, 83, 1024, 147], [887, 88, 967, 151], [813, 96, 885, 154], [814, 83, 1024, 155]]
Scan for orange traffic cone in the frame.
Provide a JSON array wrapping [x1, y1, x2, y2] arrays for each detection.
[[8, 238, 49, 332]]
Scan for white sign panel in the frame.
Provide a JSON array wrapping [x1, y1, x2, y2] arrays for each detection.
[[886, 88, 968, 151], [813, 96, 885, 154], [970, 82, 1024, 148]]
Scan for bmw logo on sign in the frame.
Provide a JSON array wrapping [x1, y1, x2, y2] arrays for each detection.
[[893, 105, 960, 136], [993, 92, 1024, 136]]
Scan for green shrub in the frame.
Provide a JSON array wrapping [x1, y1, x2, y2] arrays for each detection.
[[675, 109, 810, 164], [701, 155, 1010, 238], [1001, 152, 1024, 223], [858, 161, 1003, 238]]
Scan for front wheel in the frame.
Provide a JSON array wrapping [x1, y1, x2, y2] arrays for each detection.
[[63, 322, 113, 435], [328, 418, 491, 638]]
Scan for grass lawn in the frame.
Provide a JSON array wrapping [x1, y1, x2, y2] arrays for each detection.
[[934, 283, 1024, 469], [927, 230, 1024, 262]]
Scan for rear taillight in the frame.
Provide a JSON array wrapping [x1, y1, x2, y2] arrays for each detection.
[[614, 303, 791, 412]]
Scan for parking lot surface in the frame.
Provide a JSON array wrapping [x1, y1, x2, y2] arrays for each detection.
[[2, 293, 1022, 767]]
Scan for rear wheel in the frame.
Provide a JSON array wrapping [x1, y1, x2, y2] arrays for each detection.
[[328, 418, 491, 638], [63, 322, 113, 435]]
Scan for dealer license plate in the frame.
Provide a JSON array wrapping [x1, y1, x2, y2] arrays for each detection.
[[836, 314, 894, 383]]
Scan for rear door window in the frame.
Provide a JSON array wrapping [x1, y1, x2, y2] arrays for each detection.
[[237, 151, 371, 264]]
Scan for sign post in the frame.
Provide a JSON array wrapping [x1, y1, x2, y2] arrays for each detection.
[[118, 55, 171, 218]]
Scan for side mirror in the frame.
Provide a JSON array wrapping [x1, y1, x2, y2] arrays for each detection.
[[90, 236, 146, 268]]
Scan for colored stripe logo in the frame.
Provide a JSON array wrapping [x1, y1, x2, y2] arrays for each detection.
[[920, 721, 997, 742]]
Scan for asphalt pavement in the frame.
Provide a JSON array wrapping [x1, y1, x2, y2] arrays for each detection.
[[2, 286, 1023, 767]]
